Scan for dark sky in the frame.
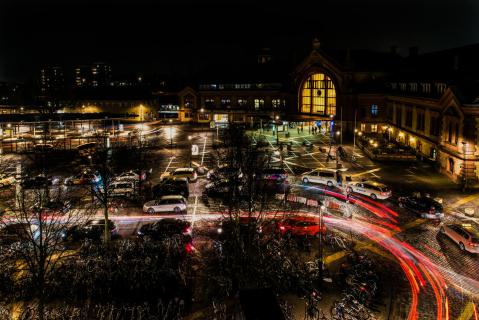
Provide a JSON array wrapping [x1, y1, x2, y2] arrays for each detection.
[[1, 0, 478, 82]]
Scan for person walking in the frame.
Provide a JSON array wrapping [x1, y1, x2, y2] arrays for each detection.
[[297, 127, 300, 135]]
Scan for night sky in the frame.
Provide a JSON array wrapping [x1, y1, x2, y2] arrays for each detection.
[[1, 0, 478, 82]]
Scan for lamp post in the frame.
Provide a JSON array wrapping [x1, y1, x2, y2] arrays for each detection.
[[318, 203, 326, 286], [462, 141, 468, 192], [275, 115, 280, 145], [169, 119, 173, 148], [188, 135, 192, 168]]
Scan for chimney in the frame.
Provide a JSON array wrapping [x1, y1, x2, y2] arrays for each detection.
[[390, 45, 398, 55], [409, 46, 418, 57]]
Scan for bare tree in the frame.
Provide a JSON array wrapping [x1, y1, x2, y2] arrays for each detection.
[[0, 183, 95, 320]]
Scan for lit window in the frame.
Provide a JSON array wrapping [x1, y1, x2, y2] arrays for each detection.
[[399, 83, 406, 91], [237, 99, 248, 106], [221, 97, 231, 108], [410, 83, 417, 92], [371, 124, 378, 132], [360, 123, 366, 132], [436, 83, 446, 94], [300, 73, 336, 115], [205, 98, 215, 108], [254, 99, 264, 109], [272, 99, 281, 108], [371, 105, 378, 116]]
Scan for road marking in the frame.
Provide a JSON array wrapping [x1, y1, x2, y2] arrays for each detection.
[[200, 136, 207, 166], [191, 195, 199, 229], [350, 168, 381, 178], [456, 301, 475, 320], [447, 194, 479, 210], [164, 156, 175, 173]]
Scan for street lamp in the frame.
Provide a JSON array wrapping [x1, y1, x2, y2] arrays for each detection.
[[462, 141, 468, 192], [188, 135, 192, 168], [318, 203, 326, 286], [275, 116, 280, 145], [169, 119, 173, 148]]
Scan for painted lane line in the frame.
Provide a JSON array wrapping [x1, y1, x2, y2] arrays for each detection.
[[164, 156, 175, 173]]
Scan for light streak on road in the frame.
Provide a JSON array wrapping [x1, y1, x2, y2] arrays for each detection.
[[164, 156, 175, 173], [200, 135, 207, 166]]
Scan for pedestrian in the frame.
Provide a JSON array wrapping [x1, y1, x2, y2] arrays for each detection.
[[297, 127, 300, 135], [301, 126, 303, 132]]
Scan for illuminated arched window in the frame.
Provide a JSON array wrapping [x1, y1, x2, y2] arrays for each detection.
[[300, 73, 336, 115]]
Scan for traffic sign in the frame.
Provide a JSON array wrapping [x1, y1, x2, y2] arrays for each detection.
[[191, 144, 199, 156], [210, 121, 216, 129]]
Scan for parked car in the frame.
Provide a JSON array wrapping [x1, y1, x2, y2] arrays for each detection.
[[115, 170, 146, 182], [0, 223, 35, 245], [398, 194, 444, 219], [205, 179, 234, 197], [64, 172, 96, 186], [256, 168, 288, 182], [441, 223, 479, 253], [207, 165, 241, 181], [160, 168, 197, 182], [21, 175, 53, 189], [137, 218, 192, 240], [301, 168, 345, 187], [152, 178, 189, 198], [143, 195, 187, 214], [33, 143, 54, 153], [61, 219, 118, 242], [109, 180, 136, 198], [0, 174, 16, 188], [76, 142, 97, 157], [345, 180, 392, 200], [277, 216, 326, 238], [34, 199, 71, 217]]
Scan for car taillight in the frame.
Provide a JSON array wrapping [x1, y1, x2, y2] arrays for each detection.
[[185, 242, 193, 253], [429, 207, 436, 214], [469, 242, 479, 247], [184, 227, 192, 234], [381, 192, 389, 196], [279, 226, 285, 231]]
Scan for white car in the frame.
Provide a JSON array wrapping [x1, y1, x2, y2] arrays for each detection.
[[301, 168, 344, 187], [143, 195, 187, 214], [161, 168, 197, 182], [345, 180, 391, 200], [115, 171, 146, 182], [109, 181, 136, 198], [0, 174, 16, 188]]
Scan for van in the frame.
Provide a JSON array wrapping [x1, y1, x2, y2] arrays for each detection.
[[33, 144, 54, 153], [109, 180, 136, 198], [77, 142, 97, 157], [301, 168, 343, 187]]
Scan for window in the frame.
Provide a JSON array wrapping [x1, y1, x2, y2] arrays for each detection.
[[399, 83, 406, 91], [237, 98, 248, 107], [454, 123, 459, 144], [396, 107, 402, 126], [429, 116, 440, 136], [272, 99, 281, 108], [199, 113, 209, 121], [184, 94, 195, 108], [254, 99, 264, 110], [391, 83, 397, 90], [405, 109, 413, 127], [184, 112, 192, 118], [360, 123, 366, 132], [300, 73, 336, 114], [436, 83, 446, 94], [416, 112, 425, 131], [410, 83, 418, 92], [447, 122, 453, 143], [371, 124, 378, 133], [371, 105, 378, 117], [421, 83, 431, 94], [220, 97, 231, 108], [205, 98, 215, 108]]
